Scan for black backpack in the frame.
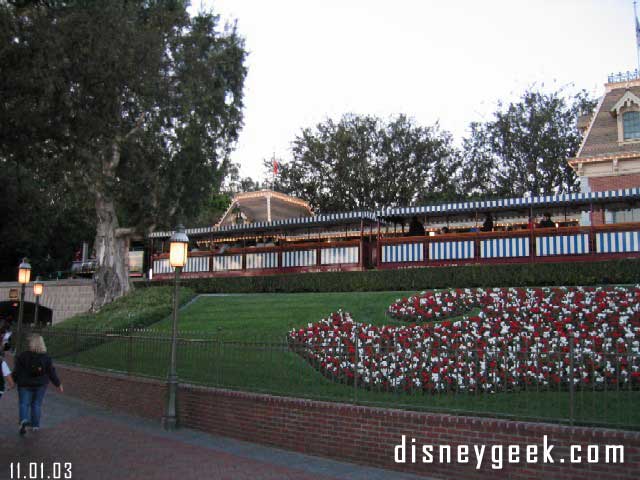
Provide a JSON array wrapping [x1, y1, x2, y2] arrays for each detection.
[[28, 354, 46, 378]]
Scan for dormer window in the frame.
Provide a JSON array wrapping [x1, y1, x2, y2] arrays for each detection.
[[610, 90, 640, 143], [623, 111, 640, 140]]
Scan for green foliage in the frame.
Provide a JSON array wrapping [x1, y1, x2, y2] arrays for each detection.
[[150, 259, 640, 294], [0, 1, 247, 286], [55, 286, 196, 331], [461, 87, 597, 198], [0, 158, 94, 279], [275, 114, 460, 212]]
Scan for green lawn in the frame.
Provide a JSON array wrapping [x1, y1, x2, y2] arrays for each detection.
[[149, 291, 414, 341], [55, 286, 196, 331], [42, 288, 640, 430]]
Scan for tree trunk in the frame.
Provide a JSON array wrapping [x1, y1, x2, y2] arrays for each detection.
[[93, 186, 131, 310]]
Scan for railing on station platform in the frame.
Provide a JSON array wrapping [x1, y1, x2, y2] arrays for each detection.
[[150, 223, 640, 278], [151, 239, 365, 278], [377, 222, 640, 268]]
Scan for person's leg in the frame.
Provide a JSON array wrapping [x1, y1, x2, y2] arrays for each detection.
[[30, 385, 47, 429], [18, 387, 33, 434]]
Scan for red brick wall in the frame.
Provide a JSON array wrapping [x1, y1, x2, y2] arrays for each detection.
[[589, 173, 640, 191], [56, 364, 640, 480], [56, 364, 165, 420]]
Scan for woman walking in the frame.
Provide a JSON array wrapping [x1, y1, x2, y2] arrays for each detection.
[[12, 334, 63, 435]]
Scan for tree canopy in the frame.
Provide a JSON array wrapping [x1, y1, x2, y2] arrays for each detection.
[[0, 0, 247, 302], [460, 88, 596, 198], [275, 114, 460, 212]]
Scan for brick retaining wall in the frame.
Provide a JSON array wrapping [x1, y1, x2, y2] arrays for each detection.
[[55, 364, 640, 479]]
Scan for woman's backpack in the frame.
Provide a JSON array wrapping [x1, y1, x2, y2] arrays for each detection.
[[28, 355, 46, 378]]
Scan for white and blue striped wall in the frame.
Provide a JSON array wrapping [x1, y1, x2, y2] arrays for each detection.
[[596, 231, 640, 253], [429, 241, 474, 261], [246, 252, 278, 269], [481, 237, 530, 258], [153, 258, 171, 274], [282, 250, 317, 267], [212, 255, 243, 271], [536, 234, 589, 256], [381, 243, 424, 263], [321, 246, 359, 265], [184, 256, 210, 273]]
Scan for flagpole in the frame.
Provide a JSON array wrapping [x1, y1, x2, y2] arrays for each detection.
[[635, 0, 640, 72]]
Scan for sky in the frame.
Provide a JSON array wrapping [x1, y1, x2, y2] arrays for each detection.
[[193, 0, 638, 181]]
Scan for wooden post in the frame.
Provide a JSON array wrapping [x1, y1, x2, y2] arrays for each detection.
[[376, 219, 382, 268], [359, 219, 364, 268], [589, 202, 595, 253]]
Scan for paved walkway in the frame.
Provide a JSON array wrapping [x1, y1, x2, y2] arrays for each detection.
[[0, 389, 429, 480]]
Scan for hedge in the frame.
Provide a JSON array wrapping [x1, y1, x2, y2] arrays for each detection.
[[147, 258, 640, 294]]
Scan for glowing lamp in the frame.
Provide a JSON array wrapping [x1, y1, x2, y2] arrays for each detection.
[[169, 225, 189, 268], [33, 277, 43, 296], [18, 258, 31, 284]]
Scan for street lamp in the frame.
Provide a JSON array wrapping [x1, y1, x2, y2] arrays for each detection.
[[162, 225, 189, 430], [33, 277, 43, 326], [15, 258, 31, 354]]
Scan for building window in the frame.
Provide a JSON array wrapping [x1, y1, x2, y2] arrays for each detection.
[[623, 111, 640, 140]]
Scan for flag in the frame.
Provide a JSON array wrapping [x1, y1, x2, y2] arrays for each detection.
[[636, 16, 640, 48], [272, 158, 279, 176]]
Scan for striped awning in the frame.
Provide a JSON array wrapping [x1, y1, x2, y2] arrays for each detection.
[[147, 188, 640, 239], [379, 188, 640, 218], [147, 211, 378, 239]]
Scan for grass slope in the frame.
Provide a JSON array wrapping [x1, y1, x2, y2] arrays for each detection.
[[55, 286, 196, 331], [149, 291, 414, 341], [42, 288, 640, 429]]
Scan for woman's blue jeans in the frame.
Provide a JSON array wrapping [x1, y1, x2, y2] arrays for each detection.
[[18, 386, 47, 428]]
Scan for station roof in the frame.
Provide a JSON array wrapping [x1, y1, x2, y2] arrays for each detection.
[[216, 190, 312, 226], [147, 187, 640, 239], [148, 211, 378, 239], [379, 187, 640, 218]]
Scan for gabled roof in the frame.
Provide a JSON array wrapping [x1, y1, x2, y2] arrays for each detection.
[[216, 190, 312, 226], [572, 80, 640, 163]]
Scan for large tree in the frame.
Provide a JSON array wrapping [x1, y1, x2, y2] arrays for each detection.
[[1, 0, 246, 305], [276, 114, 460, 212], [460, 88, 596, 198]]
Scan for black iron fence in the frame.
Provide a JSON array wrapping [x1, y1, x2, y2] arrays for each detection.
[[28, 326, 640, 430]]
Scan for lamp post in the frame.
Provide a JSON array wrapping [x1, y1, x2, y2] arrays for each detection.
[[16, 258, 31, 354], [33, 277, 43, 326], [162, 225, 189, 430]]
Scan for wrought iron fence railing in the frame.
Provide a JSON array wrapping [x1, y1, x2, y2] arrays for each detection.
[[26, 326, 640, 431]]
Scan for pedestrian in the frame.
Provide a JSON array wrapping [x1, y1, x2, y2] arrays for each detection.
[[408, 216, 426, 236], [482, 213, 494, 232], [538, 212, 556, 228], [1, 325, 12, 351], [1, 350, 15, 399], [12, 334, 63, 435]]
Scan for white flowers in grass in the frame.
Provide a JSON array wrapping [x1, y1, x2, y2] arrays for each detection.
[[288, 286, 640, 393]]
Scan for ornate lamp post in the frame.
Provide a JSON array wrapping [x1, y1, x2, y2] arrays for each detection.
[[162, 225, 188, 430], [33, 277, 44, 326], [15, 258, 31, 354]]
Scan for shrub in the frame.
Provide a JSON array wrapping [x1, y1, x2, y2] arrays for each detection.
[[148, 259, 640, 294]]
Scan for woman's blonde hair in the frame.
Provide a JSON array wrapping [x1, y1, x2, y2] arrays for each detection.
[[28, 334, 47, 354]]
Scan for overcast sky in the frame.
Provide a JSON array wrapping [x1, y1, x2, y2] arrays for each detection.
[[193, 0, 638, 180]]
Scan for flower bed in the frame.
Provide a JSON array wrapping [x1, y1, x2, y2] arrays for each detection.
[[287, 286, 640, 393]]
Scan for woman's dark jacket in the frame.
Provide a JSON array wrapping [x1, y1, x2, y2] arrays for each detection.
[[11, 351, 61, 388]]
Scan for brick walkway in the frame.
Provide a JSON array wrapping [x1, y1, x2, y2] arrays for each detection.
[[0, 389, 429, 480]]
